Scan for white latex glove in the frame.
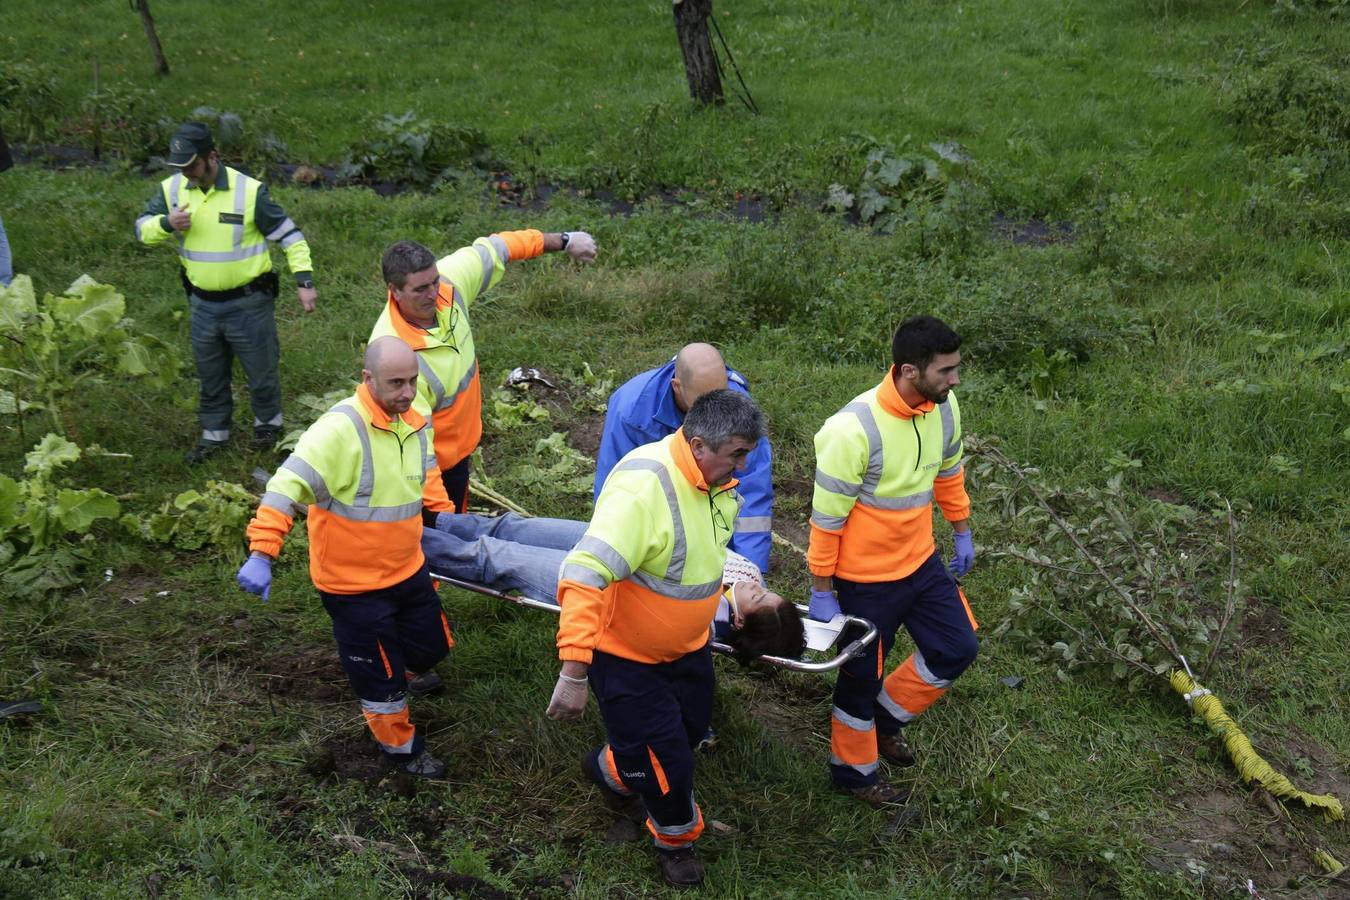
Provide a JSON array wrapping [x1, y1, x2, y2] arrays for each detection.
[[564, 231, 597, 264], [546, 671, 589, 720]]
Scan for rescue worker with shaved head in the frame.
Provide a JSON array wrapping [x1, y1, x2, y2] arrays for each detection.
[[371, 228, 597, 513], [237, 336, 458, 778], [547, 389, 766, 888], [595, 343, 775, 572], [807, 315, 979, 808]]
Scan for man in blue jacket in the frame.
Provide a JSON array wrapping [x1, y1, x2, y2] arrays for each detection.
[[594, 343, 774, 571]]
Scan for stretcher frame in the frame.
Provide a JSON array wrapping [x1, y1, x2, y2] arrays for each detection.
[[431, 573, 879, 673]]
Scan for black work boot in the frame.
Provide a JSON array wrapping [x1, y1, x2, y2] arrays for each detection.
[[656, 846, 705, 888], [406, 670, 444, 696], [251, 424, 283, 451], [580, 751, 641, 815], [395, 749, 447, 780], [185, 439, 229, 464], [878, 730, 916, 767], [837, 778, 911, 810]]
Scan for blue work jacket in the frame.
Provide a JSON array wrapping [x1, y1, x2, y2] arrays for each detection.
[[594, 360, 774, 570]]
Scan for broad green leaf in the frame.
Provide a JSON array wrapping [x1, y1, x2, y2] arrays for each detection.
[[0, 474, 20, 532], [50, 281, 125, 338], [858, 185, 889, 223], [0, 274, 37, 333], [117, 339, 153, 376], [147, 512, 177, 542], [0, 389, 42, 415], [24, 433, 81, 476], [54, 488, 120, 533], [174, 489, 203, 510]]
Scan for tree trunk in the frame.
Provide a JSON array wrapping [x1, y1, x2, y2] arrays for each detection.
[[133, 0, 171, 76], [672, 0, 722, 106]]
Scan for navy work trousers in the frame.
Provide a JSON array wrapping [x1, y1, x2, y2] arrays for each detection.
[[189, 286, 281, 440]]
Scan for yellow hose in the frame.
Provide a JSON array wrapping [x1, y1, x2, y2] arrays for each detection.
[[1169, 670, 1344, 826]]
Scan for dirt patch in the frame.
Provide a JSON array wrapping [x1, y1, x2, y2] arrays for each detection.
[[1147, 788, 1344, 896], [1237, 600, 1289, 654], [1144, 486, 1186, 505]]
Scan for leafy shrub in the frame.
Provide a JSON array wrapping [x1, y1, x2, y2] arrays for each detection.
[[339, 112, 497, 189], [0, 275, 181, 436], [1223, 56, 1350, 161], [69, 80, 173, 163], [0, 60, 63, 144], [185, 106, 291, 175], [0, 434, 121, 599], [122, 481, 255, 563]]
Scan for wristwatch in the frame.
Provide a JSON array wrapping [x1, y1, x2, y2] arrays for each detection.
[[559, 232, 571, 250]]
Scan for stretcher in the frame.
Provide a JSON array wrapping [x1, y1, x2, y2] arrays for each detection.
[[430, 573, 879, 673]]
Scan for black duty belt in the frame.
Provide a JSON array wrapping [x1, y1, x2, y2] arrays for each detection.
[[183, 270, 279, 302]]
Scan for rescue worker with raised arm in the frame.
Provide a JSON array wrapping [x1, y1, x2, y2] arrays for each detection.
[[546, 389, 766, 889], [807, 315, 979, 808], [135, 122, 318, 463], [595, 343, 774, 572], [370, 229, 597, 512], [236, 336, 457, 778]]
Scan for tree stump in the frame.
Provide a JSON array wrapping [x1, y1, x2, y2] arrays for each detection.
[[672, 0, 723, 106]]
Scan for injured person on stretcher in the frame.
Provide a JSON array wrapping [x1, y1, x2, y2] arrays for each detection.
[[420, 512, 805, 662]]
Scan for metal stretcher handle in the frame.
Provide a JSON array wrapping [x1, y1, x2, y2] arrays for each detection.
[[431, 574, 880, 673]]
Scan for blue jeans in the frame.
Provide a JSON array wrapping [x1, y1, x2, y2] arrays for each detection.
[[0, 214, 12, 287], [422, 513, 586, 601]]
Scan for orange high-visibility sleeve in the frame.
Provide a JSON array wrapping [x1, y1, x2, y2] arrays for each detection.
[[933, 468, 970, 522], [246, 505, 293, 559], [557, 579, 615, 665], [494, 229, 545, 262], [807, 521, 844, 577]]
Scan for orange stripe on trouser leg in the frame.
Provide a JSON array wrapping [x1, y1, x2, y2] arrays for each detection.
[[884, 655, 948, 718], [375, 640, 393, 679], [647, 802, 705, 849], [830, 712, 878, 768], [876, 641, 884, 679], [362, 707, 416, 751], [439, 611, 455, 649], [958, 586, 979, 631], [603, 746, 633, 795], [647, 746, 671, 796]]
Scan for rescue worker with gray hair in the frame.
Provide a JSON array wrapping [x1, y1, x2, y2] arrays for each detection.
[[546, 388, 766, 888], [808, 315, 979, 808], [135, 121, 318, 463]]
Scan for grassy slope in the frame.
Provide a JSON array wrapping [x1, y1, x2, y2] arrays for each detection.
[[2, 0, 1348, 897]]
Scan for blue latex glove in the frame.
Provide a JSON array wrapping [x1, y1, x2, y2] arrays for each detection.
[[950, 530, 975, 577], [808, 588, 841, 622], [237, 554, 273, 601]]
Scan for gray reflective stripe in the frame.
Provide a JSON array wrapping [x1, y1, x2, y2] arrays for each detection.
[[875, 688, 917, 724], [451, 359, 478, 399], [475, 242, 496, 290], [134, 214, 156, 238], [600, 760, 629, 796], [417, 428, 430, 472], [649, 795, 699, 836], [332, 405, 375, 505], [939, 399, 960, 459], [946, 438, 963, 461], [560, 562, 610, 590], [361, 698, 407, 715], [168, 173, 183, 209], [177, 244, 269, 262], [845, 402, 885, 494], [281, 455, 331, 505], [815, 469, 862, 497], [487, 234, 510, 263], [829, 756, 880, 775], [260, 490, 303, 517], [201, 428, 230, 442], [810, 510, 849, 530], [416, 355, 447, 410], [630, 571, 721, 601], [858, 488, 934, 511], [911, 650, 953, 689], [938, 461, 963, 479], [232, 174, 248, 249], [327, 498, 424, 522], [380, 735, 417, 754], [264, 217, 297, 241], [280, 231, 305, 248], [734, 515, 772, 532], [831, 707, 874, 733], [254, 412, 283, 427], [612, 458, 688, 581], [574, 535, 632, 581]]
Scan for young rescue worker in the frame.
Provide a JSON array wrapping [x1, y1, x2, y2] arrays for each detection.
[[595, 343, 774, 572], [237, 336, 457, 778], [546, 389, 766, 888], [371, 230, 597, 512], [807, 315, 979, 808], [135, 122, 318, 463]]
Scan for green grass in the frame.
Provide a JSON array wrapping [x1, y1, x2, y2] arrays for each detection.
[[3, 0, 1350, 897]]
